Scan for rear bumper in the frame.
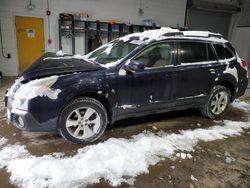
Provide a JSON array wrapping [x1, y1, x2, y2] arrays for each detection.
[[7, 108, 57, 132]]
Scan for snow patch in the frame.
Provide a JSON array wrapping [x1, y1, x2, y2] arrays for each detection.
[[152, 126, 158, 130], [120, 105, 135, 109], [120, 28, 228, 45], [224, 152, 235, 164], [231, 99, 250, 111], [8, 76, 61, 109], [0, 120, 249, 187], [223, 65, 238, 83], [101, 43, 113, 55], [0, 137, 8, 146], [118, 69, 127, 76], [190, 175, 198, 181], [100, 61, 119, 68], [120, 27, 178, 43], [0, 145, 30, 168], [176, 153, 192, 159], [56, 50, 65, 56]]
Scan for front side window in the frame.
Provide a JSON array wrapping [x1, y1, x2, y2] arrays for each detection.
[[133, 42, 175, 68], [87, 40, 138, 65], [180, 42, 207, 63], [213, 44, 234, 60]]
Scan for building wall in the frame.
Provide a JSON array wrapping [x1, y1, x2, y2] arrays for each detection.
[[229, 0, 250, 62], [0, 0, 187, 76]]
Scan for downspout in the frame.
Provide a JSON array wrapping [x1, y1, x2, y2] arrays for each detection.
[[184, 0, 189, 28]]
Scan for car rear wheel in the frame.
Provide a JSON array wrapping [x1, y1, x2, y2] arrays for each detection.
[[200, 85, 231, 119], [58, 97, 108, 144]]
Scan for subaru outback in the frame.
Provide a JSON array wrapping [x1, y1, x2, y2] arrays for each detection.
[[5, 28, 248, 144]]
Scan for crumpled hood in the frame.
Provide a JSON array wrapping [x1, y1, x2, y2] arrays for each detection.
[[20, 52, 105, 81]]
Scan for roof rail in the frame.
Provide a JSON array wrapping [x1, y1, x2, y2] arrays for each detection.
[[161, 31, 223, 39], [162, 32, 183, 37], [208, 33, 222, 39], [182, 31, 223, 39]]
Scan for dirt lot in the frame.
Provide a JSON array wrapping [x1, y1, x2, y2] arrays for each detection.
[[0, 77, 249, 188]]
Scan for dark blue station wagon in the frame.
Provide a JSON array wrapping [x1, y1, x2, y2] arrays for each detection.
[[5, 28, 248, 144]]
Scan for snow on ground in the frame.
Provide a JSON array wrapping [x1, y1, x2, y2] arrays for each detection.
[[0, 137, 7, 146], [231, 99, 250, 111], [0, 120, 249, 188], [0, 145, 29, 169]]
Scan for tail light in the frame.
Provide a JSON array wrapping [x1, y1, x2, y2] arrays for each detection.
[[240, 59, 248, 71]]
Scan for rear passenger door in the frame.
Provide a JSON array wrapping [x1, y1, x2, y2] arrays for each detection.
[[175, 41, 218, 105]]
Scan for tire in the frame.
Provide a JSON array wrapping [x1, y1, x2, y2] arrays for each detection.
[[58, 97, 108, 144], [200, 85, 231, 119]]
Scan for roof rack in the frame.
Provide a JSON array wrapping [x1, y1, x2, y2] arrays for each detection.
[[182, 31, 223, 39], [162, 32, 184, 37], [207, 33, 222, 39], [162, 30, 223, 39]]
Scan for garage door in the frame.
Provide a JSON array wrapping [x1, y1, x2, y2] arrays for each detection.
[[187, 9, 232, 38]]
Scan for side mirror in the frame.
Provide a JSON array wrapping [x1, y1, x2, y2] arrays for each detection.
[[124, 60, 145, 74]]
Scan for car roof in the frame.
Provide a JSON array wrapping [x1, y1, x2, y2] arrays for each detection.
[[119, 27, 228, 45]]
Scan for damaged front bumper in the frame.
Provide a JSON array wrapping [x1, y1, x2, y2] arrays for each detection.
[[5, 96, 58, 132], [4, 76, 62, 132]]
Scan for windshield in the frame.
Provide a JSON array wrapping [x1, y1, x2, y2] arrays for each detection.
[[87, 40, 138, 65]]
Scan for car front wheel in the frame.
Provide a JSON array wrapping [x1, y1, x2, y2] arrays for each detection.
[[200, 85, 231, 119], [58, 97, 108, 144]]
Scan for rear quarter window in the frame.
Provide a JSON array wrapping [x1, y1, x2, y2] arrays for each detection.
[[213, 44, 234, 60]]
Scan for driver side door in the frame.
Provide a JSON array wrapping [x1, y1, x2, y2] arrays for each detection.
[[117, 41, 178, 116]]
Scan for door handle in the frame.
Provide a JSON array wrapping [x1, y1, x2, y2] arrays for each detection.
[[165, 72, 176, 78]]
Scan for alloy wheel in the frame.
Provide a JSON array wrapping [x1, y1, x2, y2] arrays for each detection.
[[65, 107, 101, 139], [210, 91, 229, 115]]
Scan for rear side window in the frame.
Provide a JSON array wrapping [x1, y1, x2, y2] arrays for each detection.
[[180, 42, 207, 63], [213, 44, 234, 60]]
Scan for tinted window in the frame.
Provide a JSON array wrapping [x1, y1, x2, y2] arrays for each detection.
[[134, 43, 175, 68], [180, 42, 207, 63], [213, 44, 234, 60], [207, 43, 217, 61]]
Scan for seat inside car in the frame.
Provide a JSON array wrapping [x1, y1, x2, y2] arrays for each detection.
[[153, 45, 172, 67]]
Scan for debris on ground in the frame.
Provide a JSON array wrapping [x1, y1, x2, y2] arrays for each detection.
[[224, 151, 236, 164], [191, 175, 198, 181]]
